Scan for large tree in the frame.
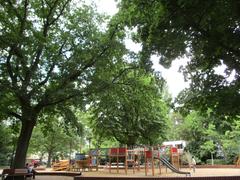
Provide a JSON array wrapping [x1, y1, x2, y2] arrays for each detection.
[[118, 0, 240, 118], [0, 0, 127, 168], [90, 68, 169, 146]]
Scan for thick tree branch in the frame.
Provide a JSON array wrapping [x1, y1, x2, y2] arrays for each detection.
[[25, 1, 70, 88], [35, 25, 121, 111], [19, 0, 29, 35], [6, 49, 17, 88], [37, 40, 66, 87], [49, 0, 71, 26], [47, 0, 59, 17], [6, 0, 22, 22], [39, 61, 135, 110], [111, 66, 138, 84], [61, 45, 109, 87], [4, 1, 28, 88], [60, 25, 119, 89], [28, 40, 66, 97], [44, 0, 59, 27], [15, 57, 24, 82], [27, 62, 56, 98], [7, 111, 22, 119], [40, 63, 56, 87], [37, 65, 137, 110], [35, 90, 88, 110]]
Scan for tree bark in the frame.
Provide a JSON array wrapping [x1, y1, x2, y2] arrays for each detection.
[[47, 150, 53, 168], [13, 118, 36, 168]]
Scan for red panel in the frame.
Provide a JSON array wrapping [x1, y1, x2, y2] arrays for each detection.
[[110, 148, 118, 155], [118, 148, 126, 155], [145, 151, 152, 158], [110, 148, 126, 155], [171, 147, 178, 153]]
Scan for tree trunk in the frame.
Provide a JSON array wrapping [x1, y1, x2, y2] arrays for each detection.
[[39, 152, 44, 164], [13, 118, 36, 168], [47, 150, 53, 168]]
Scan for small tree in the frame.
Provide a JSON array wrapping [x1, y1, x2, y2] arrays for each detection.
[[0, 123, 14, 166], [222, 118, 240, 164], [29, 114, 83, 167]]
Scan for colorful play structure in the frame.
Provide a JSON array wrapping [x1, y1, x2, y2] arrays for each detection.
[[51, 144, 190, 176], [107, 145, 190, 176], [52, 160, 70, 171], [52, 150, 99, 172]]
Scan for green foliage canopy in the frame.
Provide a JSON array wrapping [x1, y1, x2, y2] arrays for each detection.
[[29, 116, 81, 167], [118, 0, 240, 118], [0, 123, 14, 166], [90, 68, 169, 146], [0, 0, 126, 168]]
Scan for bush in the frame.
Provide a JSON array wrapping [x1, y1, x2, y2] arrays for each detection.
[[206, 159, 226, 165]]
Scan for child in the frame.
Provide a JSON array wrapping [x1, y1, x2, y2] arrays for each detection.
[[25, 163, 36, 179]]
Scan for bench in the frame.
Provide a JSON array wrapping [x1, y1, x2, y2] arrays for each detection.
[[1, 169, 33, 180]]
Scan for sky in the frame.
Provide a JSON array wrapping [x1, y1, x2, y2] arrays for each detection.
[[95, 0, 189, 98]]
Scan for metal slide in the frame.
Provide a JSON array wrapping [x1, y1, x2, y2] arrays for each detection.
[[159, 157, 191, 176]]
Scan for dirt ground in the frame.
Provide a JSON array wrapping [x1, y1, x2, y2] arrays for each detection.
[[33, 167, 240, 180], [1, 168, 240, 180]]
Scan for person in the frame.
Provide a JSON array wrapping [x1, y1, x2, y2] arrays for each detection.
[[191, 156, 196, 172], [25, 163, 36, 179], [32, 160, 39, 168]]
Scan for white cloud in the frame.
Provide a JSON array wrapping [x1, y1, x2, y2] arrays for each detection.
[[214, 61, 236, 83], [124, 38, 142, 53], [95, 0, 118, 15], [151, 56, 190, 98]]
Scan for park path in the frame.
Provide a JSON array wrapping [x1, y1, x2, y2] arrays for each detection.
[[1, 168, 240, 180], [34, 168, 240, 179]]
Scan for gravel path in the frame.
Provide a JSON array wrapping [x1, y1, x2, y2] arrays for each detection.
[[2, 168, 240, 180], [33, 168, 240, 179]]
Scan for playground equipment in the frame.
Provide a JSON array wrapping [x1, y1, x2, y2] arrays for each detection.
[[89, 149, 99, 171], [108, 147, 126, 173], [170, 147, 180, 169], [52, 160, 69, 171], [62, 144, 190, 176], [51, 152, 99, 172], [157, 146, 190, 176], [73, 158, 91, 171], [108, 146, 142, 174], [50, 149, 99, 172], [107, 146, 162, 176], [158, 156, 190, 176], [107, 145, 189, 176], [50, 146, 190, 176], [72, 151, 99, 172], [144, 147, 161, 176], [125, 147, 141, 174]]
